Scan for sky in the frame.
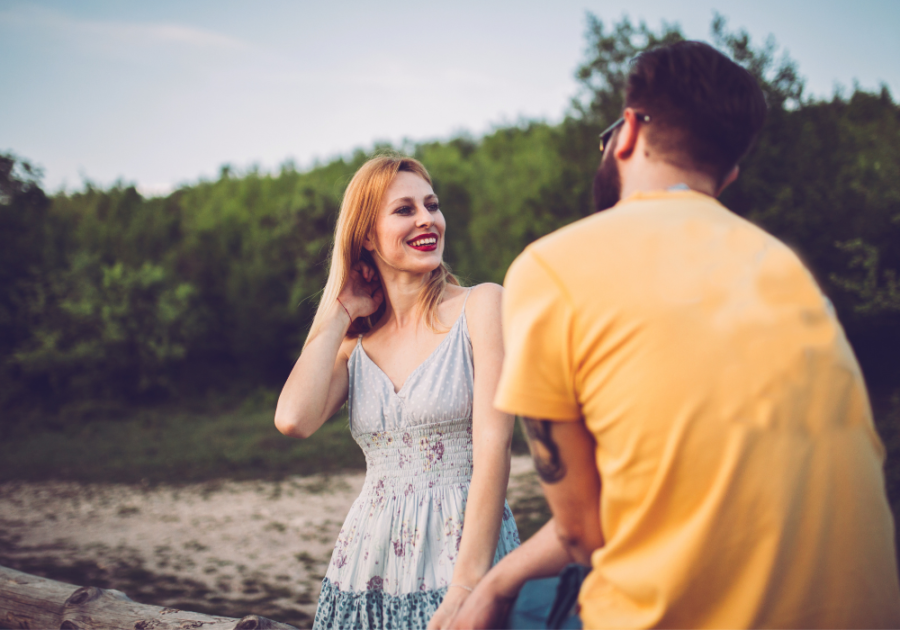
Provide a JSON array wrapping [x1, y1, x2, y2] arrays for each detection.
[[1, 0, 898, 196]]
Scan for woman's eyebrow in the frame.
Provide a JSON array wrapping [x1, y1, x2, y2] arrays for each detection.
[[388, 194, 439, 205]]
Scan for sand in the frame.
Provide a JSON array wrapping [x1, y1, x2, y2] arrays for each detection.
[[0, 455, 544, 629]]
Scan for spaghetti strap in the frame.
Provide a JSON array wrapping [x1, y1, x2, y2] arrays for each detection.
[[462, 286, 473, 312]]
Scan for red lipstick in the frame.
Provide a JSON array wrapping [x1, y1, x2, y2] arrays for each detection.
[[407, 232, 439, 252]]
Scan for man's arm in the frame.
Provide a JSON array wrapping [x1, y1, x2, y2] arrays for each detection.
[[448, 418, 603, 629], [521, 417, 604, 564]]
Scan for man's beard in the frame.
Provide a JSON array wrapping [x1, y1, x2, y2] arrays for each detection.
[[592, 135, 622, 213]]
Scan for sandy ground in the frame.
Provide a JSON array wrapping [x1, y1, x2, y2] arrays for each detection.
[[0, 455, 545, 629]]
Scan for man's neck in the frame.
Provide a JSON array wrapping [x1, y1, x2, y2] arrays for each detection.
[[618, 137, 720, 198], [619, 161, 718, 199]]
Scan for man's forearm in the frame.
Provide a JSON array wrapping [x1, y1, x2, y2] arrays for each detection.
[[482, 518, 574, 597]]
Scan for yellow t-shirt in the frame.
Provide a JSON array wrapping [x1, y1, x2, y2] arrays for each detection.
[[496, 190, 900, 628]]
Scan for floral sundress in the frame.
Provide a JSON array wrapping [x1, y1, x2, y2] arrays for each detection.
[[312, 294, 521, 629]]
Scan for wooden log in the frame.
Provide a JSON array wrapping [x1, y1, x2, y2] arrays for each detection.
[[0, 564, 74, 629], [0, 565, 300, 630]]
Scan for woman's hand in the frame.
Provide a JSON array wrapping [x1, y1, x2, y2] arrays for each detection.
[[447, 580, 515, 630], [427, 585, 471, 630], [338, 260, 383, 320]]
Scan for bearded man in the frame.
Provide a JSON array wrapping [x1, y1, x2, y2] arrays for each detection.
[[449, 41, 900, 630]]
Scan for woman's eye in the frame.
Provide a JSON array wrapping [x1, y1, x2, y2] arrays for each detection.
[[395, 206, 413, 215], [427, 203, 440, 212]]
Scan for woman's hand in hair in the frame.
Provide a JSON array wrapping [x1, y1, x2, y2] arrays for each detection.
[[339, 260, 383, 320]]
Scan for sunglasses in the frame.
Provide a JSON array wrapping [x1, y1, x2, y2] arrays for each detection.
[[599, 113, 651, 152]]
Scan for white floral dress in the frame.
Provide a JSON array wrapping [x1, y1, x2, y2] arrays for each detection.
[[313, 294, 521, 629]]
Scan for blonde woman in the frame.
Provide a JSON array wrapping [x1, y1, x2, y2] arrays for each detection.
[[275, 154, 520, 629]]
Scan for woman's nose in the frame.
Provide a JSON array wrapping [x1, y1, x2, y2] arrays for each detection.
[[415, 205, 434, 227]]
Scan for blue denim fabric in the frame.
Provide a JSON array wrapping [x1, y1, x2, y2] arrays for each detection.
[[508, 564, 588, 629]]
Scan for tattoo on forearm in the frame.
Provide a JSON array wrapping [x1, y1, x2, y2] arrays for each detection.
[[521, 417, 567, 484]]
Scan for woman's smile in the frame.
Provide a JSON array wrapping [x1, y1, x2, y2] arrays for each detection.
[[407, 232, 439, 251]]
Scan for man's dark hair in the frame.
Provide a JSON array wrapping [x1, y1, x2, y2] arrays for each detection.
[[625, 41, 767, 183]]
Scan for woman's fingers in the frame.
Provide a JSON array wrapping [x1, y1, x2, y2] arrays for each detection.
[[351, 260, 379, 288], [357, 259, 375, 282], [427, 606, 450, 630], [427, 588, 468, 630], [364, 264, 378, 286]]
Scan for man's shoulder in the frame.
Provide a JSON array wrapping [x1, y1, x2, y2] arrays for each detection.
[[524, 210, 615, 260], [517, 194, 681, 269], [503, 210, 628, 300]]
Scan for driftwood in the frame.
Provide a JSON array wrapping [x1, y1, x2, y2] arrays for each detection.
[[0, 565, 299, 630]]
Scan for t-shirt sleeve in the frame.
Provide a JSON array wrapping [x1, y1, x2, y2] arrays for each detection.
[[494, 248, 580, 421]]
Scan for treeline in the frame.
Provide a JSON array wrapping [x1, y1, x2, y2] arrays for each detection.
[[2, 15, 899, 427]]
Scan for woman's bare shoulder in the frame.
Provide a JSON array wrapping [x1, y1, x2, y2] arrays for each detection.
[[463, 283, 503, 332], [465, 282, 503, 307]]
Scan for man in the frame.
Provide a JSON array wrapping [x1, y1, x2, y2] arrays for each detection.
[[451, 41, 900, 629]]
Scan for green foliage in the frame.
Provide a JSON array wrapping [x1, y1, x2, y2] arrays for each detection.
[[12, 259, 200, 402], [0, 157, 51, 362], [832, 239, 900, 315]]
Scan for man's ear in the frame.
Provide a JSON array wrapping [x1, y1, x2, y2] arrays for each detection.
[[716, 165, 740, 197], [613, 108, 643, 161]]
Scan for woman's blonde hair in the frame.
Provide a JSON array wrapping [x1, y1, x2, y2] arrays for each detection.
[[305, 153, 459, 347]]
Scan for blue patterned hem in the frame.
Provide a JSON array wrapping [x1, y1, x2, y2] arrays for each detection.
[[313, 577, 448, 630]]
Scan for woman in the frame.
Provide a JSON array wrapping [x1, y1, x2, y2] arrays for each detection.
[[274, 154, 520, 629]]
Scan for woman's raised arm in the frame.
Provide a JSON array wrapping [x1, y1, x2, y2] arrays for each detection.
[[274, 302, 354, 439], [274, 261, 383, 439]]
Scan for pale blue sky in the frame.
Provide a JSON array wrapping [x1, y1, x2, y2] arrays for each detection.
[[1, 0, 898, 195]]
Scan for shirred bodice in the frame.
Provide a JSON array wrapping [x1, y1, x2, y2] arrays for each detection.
[[356, 418, 473, 497]]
